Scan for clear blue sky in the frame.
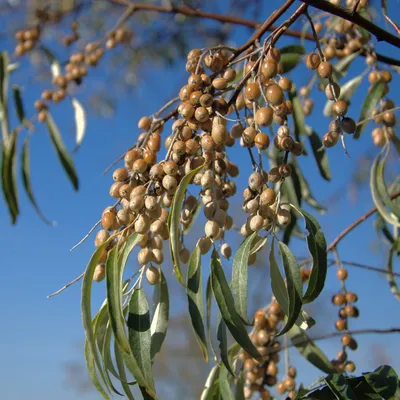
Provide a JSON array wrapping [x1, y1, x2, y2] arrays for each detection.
[[1, 1, 400, 399]]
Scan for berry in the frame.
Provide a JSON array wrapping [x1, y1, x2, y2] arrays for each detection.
[[146, 266, 160, 285]]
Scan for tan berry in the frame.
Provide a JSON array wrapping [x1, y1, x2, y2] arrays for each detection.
[[93, 264, 106, 282], [318, 61, 333, 78], [333, 100, 348, 116], [245, 82, 261, 102], [146, 266, 160, 285], [255, 107, 273, 126], [306, 53, 321, 70], [266, 84, 284, 106]]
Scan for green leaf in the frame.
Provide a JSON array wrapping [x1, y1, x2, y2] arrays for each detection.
[[325, 374, 357, 399], [168, 163, 204, 286], [1, 129, 19, 223], [323, 75, 363, 118], [332, 51, 361, 81], [45, 112, 79, 190], [235, 372, 245, 400], [0, 52, 10, 142], [150, 270, 169, 360], [219, 365, 235, 400], [187, 247, 208, 361], [217, 314, 235, 377], [293, 160, 326, 213], [81, 243, 112, 396], [232, 231, 257, 324], [370, 148, 400, 228], [114, 342, 136, 400], [210, 250, 262, 362], [250, 235, 268, 255], [296, 208, 327, 303], [279, 45, 306, 74], [278, 241, 303, 335], [387, 238, 400, 302], [21, 135, 54, 225], [307, 127, 331, 181], [127, 289, 155, 395], [12, 85, 25, 123], [364, 365, 400, 399], [289, 85, 306, 141], [288, 324, 336, 374], [354, 82, 386, 139], [84, 338, 111, 400], [72, 97, 86, 152], [206, 275, 218, 363], [201, 365, 220, 400], [106, 239, 156, 398], [183, 201, 203, 235]]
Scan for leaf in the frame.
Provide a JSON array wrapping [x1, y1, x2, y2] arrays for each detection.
[[84, 339, 111, 400], [71, 98, 86, 152], [1, 129, 19, 223], [187, 247, 208, 361], [168, 163, 204, 286], [150, 270, 170, 360], [235, 372, 245, 400], [219, 365, 235, 400], [114, 342, 136, 400], [323, 75, 363, 118], [370, 149, 400, 228], [81, 242, 112, 396], [386, 238, 400, 302], [288, 324, 336, 374], [289, 85, 306, 141], [279, 45, 306, 74], [307, 127, 331, 181], [250, 235, 268, 255], [206, 275, 218, 363], [295, 208, 327, 303], [217, 314, 235, 378], [12, 85, 25, 123], [232, 231, 257, 324], [325, 374, 357, 399], [201, 365, 220, 400], [106, 239, 156, 398], [127, 289, 155, 396], [0, 52, 10, 142], [45, 112, 79, 191], [364, 365, 400, 399], [278, 241, 303, 335], [354, 82, 386, 139], [332, 51, 361, 81], [21, 135, 55, 225], [183, 201, 203, 235], [38, 45, 61, 78], [210, 250, 262, 362], [293, 160, 326, 214]]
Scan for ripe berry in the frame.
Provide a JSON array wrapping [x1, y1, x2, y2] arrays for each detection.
[[341, 117, 356, 134], [194, 107, 209, 122], [332, 293, 346, 306], [146, 266, 160, 285], [279, 164, 292, 178], [318, 61, 333, 78], [335, 319, 347, 331], [341, 334, 352, 346], [345, 292, 358, 303], [212, 124, 228, 145], [255, 107, 273, 126], [337, 268, 348, 280], [248, 172, 263, 190], [221, 243, 232, 259], [345, 361, 356, 373], [277, 208, 291, 226], [288, 366, 297, 378], [325, 82, 341, 100], [95, 229, 110, 247], [278, 77, 292, 92], [93, 264, 106, 282], [244, 82, 261, 102], [260, 188, 275, 205], [266, 84, 284, 106], [205, 220, 220, 239], [212, 77, 228, 90], [284, 377, 296, 391], [102, 212, 116, 231], [198, 236, 212, 254], [261, 59, 278, 79], [323, 132, 339, 148], [254, 133, 270, 149], [333, 100, 348, 116], [306, 53, 321, 70]]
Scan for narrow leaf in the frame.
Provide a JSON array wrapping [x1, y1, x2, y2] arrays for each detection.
[[217, 314, 235, 377], [1, 129, 19, 223], [187, 247, 208, 361], [307, 127, 331, 181], [210, 250, 262, 362], [288, 324, 336, 374], [183, 202, 202, 235], [279, 45, 306, 74], [127, 289, 155, 395], [72, 97, 86, 151], [114, 342, 136, 400], [354, 82, 386, 139], [278, 241, 303, 335], [332, 51, 361, 81], [21, 135, 54, 225], [168, 163, 204, 286], [150, 270, 170, 360], [0, 51, 10, 142], [289, 85, 306, 141], [219, 364, 235, 400], [12, 85, 25, 123], [387, 238, 400, 302], [294, 207, 327, 303], [206, 275, 218, 362], [232, 231, 257, 324], [364, 365, 400, 399], [201, 365, 220, 400], [46, 112, 79, 190]]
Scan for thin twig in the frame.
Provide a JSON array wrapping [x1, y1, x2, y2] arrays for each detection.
[[70, 220, 101, 251], [356, 106, 400, 126], [47, 272, 84, 298]]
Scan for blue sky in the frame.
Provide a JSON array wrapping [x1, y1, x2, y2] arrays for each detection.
[[1, 1, 400, 399]]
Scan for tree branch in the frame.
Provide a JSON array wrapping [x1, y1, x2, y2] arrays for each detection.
[[327, 189, 400, 251], [299, 0, 400, 48]]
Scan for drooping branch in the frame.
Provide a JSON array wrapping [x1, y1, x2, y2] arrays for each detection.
[[299, 0, 400, 48], [327, 189, 400, 251]]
